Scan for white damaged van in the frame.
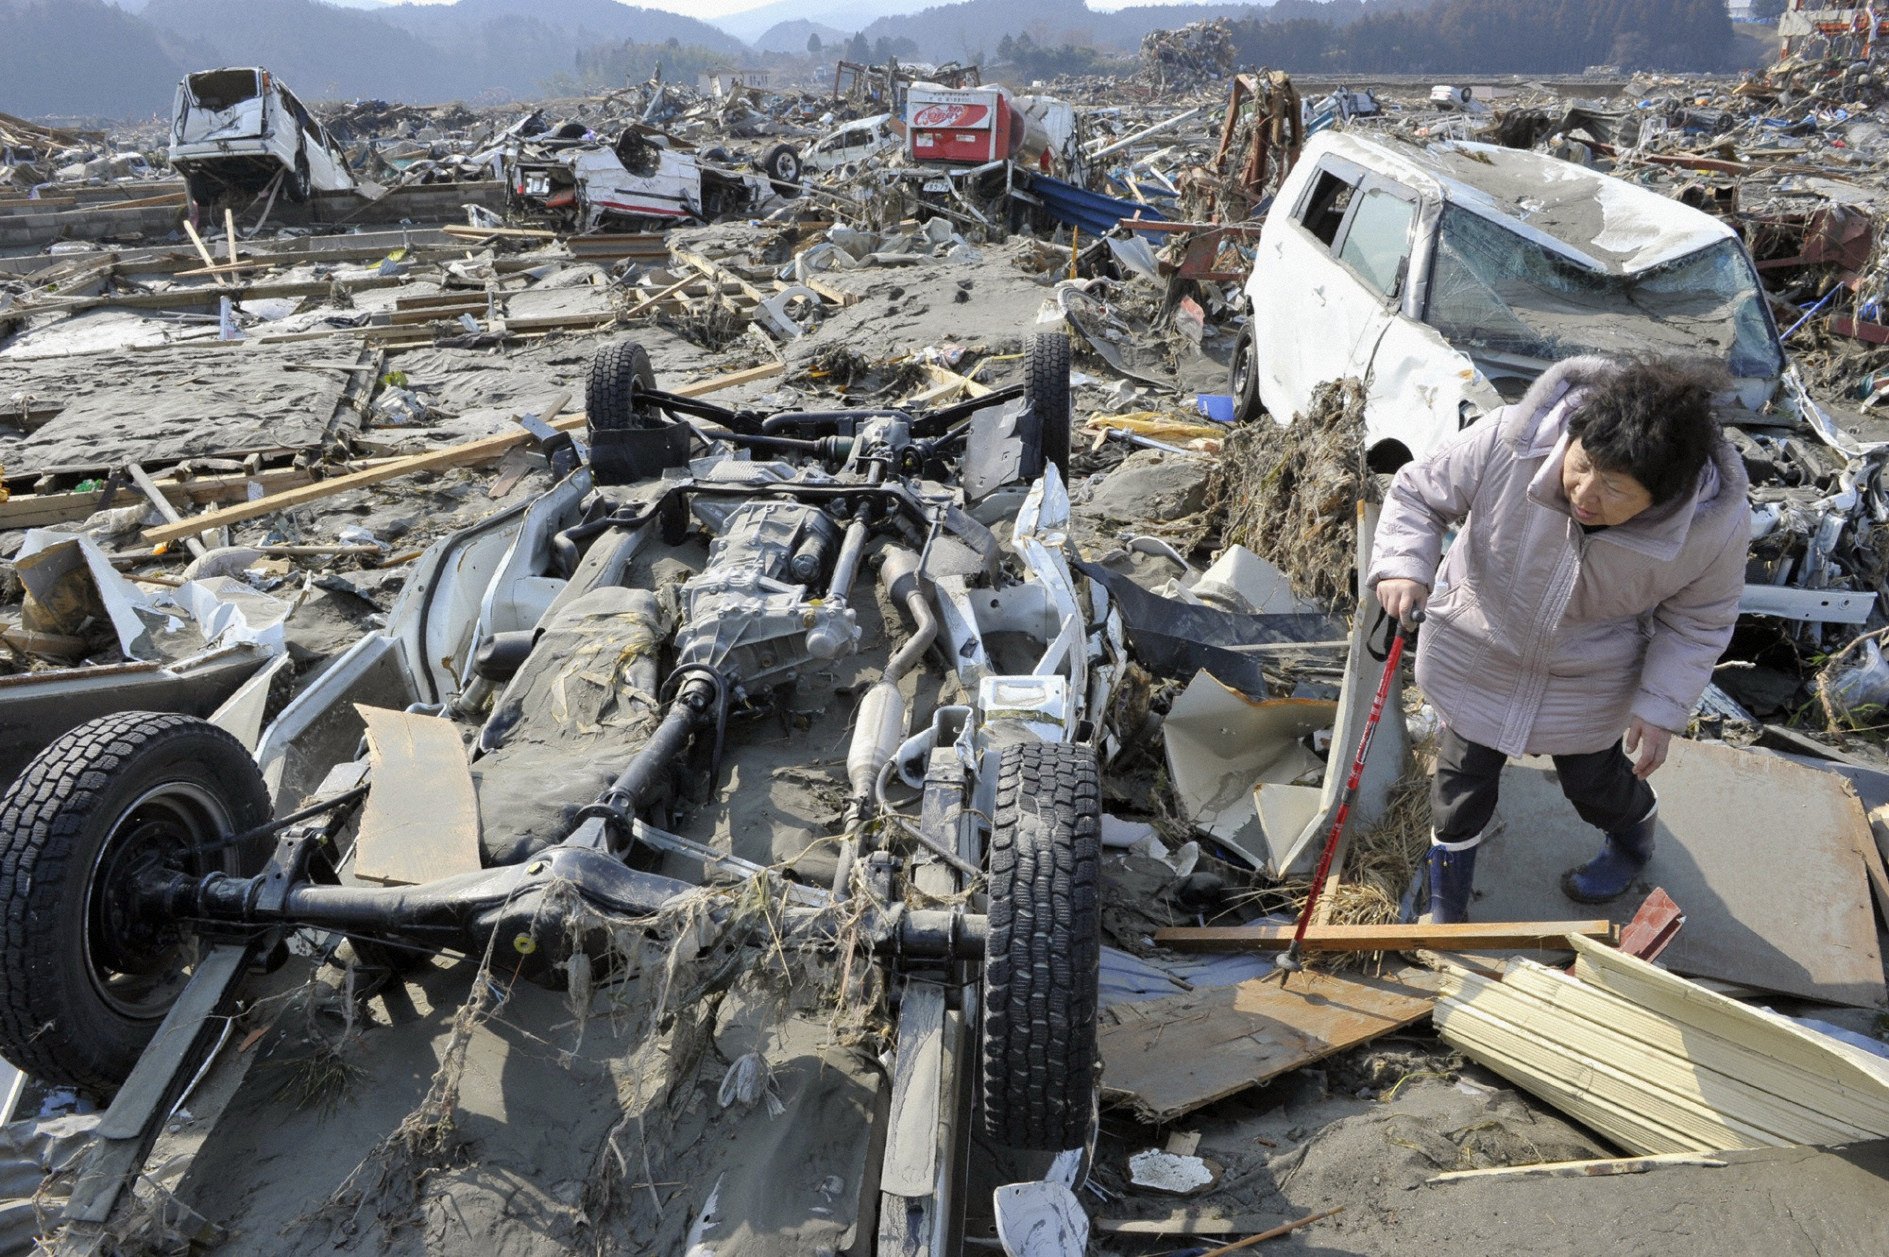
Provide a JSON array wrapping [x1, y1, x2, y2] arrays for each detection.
[[167, 67, 355, 206]]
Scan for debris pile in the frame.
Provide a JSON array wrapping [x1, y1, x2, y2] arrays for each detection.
[[1137, 19, 1237, 92], [4, 38, 1889, 1257]]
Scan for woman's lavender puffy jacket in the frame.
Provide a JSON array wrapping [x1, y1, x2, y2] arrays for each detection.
[[1366, 356, 1749, 757]]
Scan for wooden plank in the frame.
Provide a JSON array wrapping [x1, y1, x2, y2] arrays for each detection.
[[0, 459, 400, 532], [1099, 969, 1433, 1123], [125, 463, 207, 559], [137, 362, 782, 543], [673, 247, 769, 305], [139, 391, 569, 545], [1096, 1212, 1288, 1237], [351, 706, 482, 886], [623, 274, 696, 318], [440, 223, 559, 240], [223, 208, 238, 267], [1427, 1152, 1728, 1185], [1468, 738, 1885, 1006], [1856, 800, 1889, 929], [800, 274, 858, 307], [180, 218, 224, 284], [1152, 921, 1615, 953]]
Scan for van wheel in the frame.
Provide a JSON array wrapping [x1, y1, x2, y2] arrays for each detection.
[[979, 742, 1102, 1152], [0, 713, 273, 1095], [183, 172, 216, 210], [763, 144, 803, 195], [1231, 323, 1263, 424], [1022, 332, 1072, 481], [288, 152, 312, 203]]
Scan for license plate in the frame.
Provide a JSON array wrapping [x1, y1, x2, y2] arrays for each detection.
[[922, 179, 951, 194]]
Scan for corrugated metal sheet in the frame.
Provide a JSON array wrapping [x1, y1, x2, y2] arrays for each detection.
[[1435, 935, 1889, 1155]]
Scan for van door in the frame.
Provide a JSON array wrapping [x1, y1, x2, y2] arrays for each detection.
[[1252, 157, 1382, 420]]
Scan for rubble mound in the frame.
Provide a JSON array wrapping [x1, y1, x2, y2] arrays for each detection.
[[1138, 19, 1237, 91], [1207, 378, 1374, 609]]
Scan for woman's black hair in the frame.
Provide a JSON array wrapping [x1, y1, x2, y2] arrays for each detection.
[[1568, 358, 1726, 506]]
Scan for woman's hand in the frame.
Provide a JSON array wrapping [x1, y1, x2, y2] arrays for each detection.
[[1376, 578, 1429, 628], [1626, 717, 1672, 779]]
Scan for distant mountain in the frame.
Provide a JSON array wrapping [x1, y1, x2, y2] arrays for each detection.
[[1, 0, 191, 119], [4, 0, 762, 119], [141, 0, 469, 101], [377, 0, 748, 57], [715, 1, 934, 44], [755, 18, 852, 55], [852, 0, 1285, 61]]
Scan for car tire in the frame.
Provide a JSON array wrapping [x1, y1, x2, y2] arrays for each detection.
[[288, 151, 312, 203], [1022, 332, 1073, 482], [586, 340, 658, 431], [0, 712, 273, 1095], [979, 741, 1101, 1152], [763, 143, 803, 195], [1231, 322, 1264, 424]]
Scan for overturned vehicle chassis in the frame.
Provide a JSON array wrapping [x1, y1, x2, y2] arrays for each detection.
[[0, 333, 1109, 1238]]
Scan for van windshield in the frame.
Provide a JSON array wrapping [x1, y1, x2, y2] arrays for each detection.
[[186, 70, 261, 112], [1425, 204, 1782, 380]]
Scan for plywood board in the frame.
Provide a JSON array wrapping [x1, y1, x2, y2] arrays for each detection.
[[1462, 738, 1884, 1006], [351, 705, 481, 886], [1099, 969, 1434, 1123]]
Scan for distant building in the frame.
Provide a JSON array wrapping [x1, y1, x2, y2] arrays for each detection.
[[699, 68, 780, 95]]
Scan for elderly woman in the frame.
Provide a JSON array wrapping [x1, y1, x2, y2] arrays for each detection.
[[1368, 356, 1749, 923]]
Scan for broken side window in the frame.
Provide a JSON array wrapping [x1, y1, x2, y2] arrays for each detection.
[[1425, 205, 1782, 380], [1298, 169, 1357, 248], [614, 131, 662, 177], [1336, 185, 1417, 298]]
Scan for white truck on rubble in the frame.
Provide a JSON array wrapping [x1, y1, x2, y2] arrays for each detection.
[[167, 67, 355, 207], [894, 82, 1081, 228], [1229, 130, 1785, 471]]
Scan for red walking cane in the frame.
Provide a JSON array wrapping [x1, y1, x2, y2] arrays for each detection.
[[1278, 609, 1422, 979]]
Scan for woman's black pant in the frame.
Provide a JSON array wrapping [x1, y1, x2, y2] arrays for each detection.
[[1430, 725, 1654, 844]]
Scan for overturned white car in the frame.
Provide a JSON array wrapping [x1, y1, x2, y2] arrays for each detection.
[[507, 127, 802, 231], [1232, 132, 1785, 469]]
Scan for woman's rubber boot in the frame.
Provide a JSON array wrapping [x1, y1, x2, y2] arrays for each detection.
[[1561, 800, 1657, 905], [1427, 832, 1481, 924]]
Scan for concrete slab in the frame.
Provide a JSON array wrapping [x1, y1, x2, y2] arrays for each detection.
[[1466, 737, 1885, 1007]]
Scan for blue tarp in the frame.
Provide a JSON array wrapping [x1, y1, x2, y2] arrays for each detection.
[[1024, 172, 1168, 237]]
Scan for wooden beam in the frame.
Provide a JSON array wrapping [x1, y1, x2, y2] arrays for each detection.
[[0, 459, 400, 532], [223, 209, 239, 267], [136, 362, 783, 544], [439, 223, 558, 241], [624, 274, 696, 318], [125, 463, 207, 559], [799, 274, 858, 308], [180, 219, 225, 287], [673, 247, 769, 305], [140, 391, 571, 546], [1152, 921, 1616, 953]]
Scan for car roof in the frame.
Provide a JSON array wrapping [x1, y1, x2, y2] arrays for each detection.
[[1305, 131, 1735, 274]]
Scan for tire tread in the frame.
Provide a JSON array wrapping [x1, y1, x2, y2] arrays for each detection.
[[980, 741, 1101, 1150]]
